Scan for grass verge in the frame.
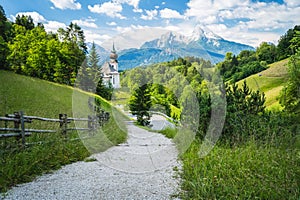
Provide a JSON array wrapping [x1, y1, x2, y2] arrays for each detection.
[[179, 138, 299, 199], [0, 70, 127, 192]]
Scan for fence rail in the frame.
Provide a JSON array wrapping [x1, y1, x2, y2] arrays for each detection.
[[0, 110, 110, 147]]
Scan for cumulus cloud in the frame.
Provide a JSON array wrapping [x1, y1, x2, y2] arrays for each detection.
[[183, 0, 300, 46], [160, 8, 184, 19], [44, 21, 66, 32], [88, 2, 126, 19], [14, 12, 46, 24], [13, 13, 65, 32], [122, 0, 143, 12], [13, 12, 66, 33], [94, 0, 142, 13], [101, 25, 170, 50], [107, 22, 117, 26], [133, 8, 143, 13], [123, 0, 140, 9], [50, 0, 81, 10], [284, 0, 300, 6], [141, 9, 158, 20], [72, 19, 98, 28], [84, 30, 111, 45], [185, 0, 300, 28]]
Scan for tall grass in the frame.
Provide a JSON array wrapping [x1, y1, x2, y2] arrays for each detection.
[[0, 70, 127, 192], [177, 113, 300, 199], [180, 139, 299, 199], [0, 132, 89, 192]]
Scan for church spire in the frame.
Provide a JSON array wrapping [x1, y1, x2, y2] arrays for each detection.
[[112, 42, 116, 53], [110, 42, 118, 60]]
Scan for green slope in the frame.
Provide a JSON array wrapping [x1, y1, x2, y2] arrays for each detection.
[[236, 59, 289, 110], [0, 70, 127, 192], [0, 69, 127, 147]]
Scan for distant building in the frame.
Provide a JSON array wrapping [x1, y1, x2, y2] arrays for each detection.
[[101, 44, 120, 88]]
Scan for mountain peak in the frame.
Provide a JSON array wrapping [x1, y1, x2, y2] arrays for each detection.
[[141, 31, 189, 49], [160, 31, 188, 43], [190, 24, 222, 41]]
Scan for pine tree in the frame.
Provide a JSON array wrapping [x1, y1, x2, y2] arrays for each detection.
[[88, 42, 100, 85], [76, 59, 92, 91], [129, 84, 152, 126], [96, 78, 113, 100]]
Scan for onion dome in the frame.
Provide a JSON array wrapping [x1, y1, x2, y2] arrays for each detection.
[[110, 43, 118, 60]]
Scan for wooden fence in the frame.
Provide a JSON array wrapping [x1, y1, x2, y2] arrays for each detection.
[[0, 110, 110, 146]]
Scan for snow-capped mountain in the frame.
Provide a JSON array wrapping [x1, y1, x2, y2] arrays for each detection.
[[141, 31, 190, 49], [139, 26, 253, 56], [188, 24, 223, 42], [90, 26, 255, 71]]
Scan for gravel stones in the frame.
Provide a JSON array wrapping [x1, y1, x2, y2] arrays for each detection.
[[2, 121, 181, 200]]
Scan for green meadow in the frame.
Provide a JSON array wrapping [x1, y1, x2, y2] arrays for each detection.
[[236, 59, 289, 110], [0, 70, 127, 192]]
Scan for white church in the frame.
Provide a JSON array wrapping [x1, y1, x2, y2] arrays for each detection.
[[101, 44, 120, 88]]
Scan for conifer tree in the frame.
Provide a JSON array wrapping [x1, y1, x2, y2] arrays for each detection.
[[129, 84, 152, 126]]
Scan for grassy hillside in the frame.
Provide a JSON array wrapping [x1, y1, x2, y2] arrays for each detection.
[[0, 70, 127, 192], [236, 59, 289, 110]]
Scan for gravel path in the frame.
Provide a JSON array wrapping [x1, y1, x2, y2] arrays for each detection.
[[2, 121, 181, 200]]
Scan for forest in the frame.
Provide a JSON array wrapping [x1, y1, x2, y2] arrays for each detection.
[[0, 6, 112, 99]]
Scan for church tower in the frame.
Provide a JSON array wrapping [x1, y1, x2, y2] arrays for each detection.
[[100, 43, 120, 89], [109, 43, 118, 71]]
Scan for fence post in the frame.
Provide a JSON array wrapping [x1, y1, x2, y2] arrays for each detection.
[[13, 111, 20, 129], [88, 115, 95, 136], [59, 114, 67, 135], [20, 111, 26, 147], [13, 111, 21, 143], [88, 115, 92, 130]]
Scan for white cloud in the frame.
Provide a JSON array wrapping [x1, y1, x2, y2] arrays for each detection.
[[124, 0, 140, 9], [104, 0, 142, 13], [185, 0, 249, 19], [141, 9, 158, 20], [50, 0, 81, 10], [208, 23, 281, 47], [183, 0, 300, 46], [133, 8, 143, 13], [126, 0, 143, 12], [13, 12, 66, 33], [44, 21, 66, 32], [284, 0, 300, 6], [14, 12, 46, 24], [102, 25, 169, 50], [72, 19, 98, 28], [88, 2, 126, 19], [107, 22, 117, 26], [84, 30, 111, 45], [160, 8, 184, 19]]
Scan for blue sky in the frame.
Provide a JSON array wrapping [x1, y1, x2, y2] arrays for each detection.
[[0, 0, 299, 49]]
